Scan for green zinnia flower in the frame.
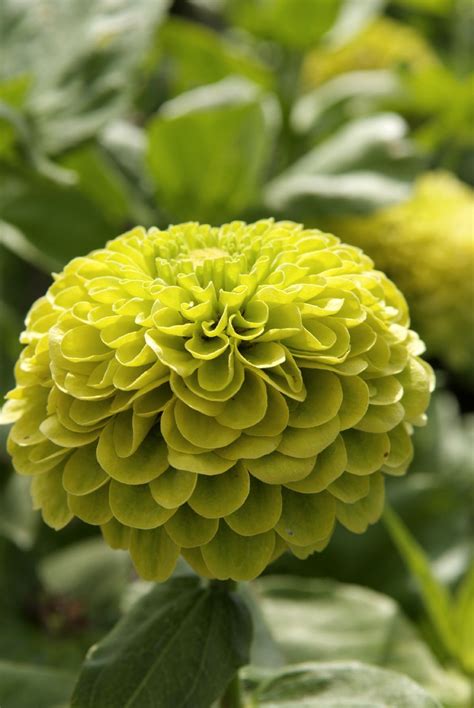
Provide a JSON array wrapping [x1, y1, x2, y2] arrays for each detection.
[[2, 220, 434, 581], [331, 173, 474, 381]]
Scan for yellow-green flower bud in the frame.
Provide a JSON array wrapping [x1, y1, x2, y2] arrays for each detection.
[[2, 220, 434, 581], [330, 173, 474, 380]]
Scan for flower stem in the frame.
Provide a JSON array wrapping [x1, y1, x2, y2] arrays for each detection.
[[220, 672, 244, 708]]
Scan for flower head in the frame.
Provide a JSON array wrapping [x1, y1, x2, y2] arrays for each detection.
[[2, 220, 434, 581]]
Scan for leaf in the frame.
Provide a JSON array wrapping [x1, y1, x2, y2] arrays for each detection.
[[383, 506, 458, 659], [286, 113, 419, 177], [264, 170, 411, 219], [251, 661, 442, 707], [0, 219, 60, 272], [147, 77, 279, 222], [0, 170, 113, 265], [0, 660, 76, 708], [452, 563, 474, 674], [71, 576, 252, 708], [326, 0, 388, 45], [292, 72, 402, 135], [0, 474, 39, 550], [226, 0, 343, 50], [39, 537, 131, 624], [147, 16, 273, 99], [2, 0, 170, 153], [254, 576, 470, 707]]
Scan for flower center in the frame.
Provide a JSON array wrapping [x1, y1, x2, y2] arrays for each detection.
[[188, 247, 229, 264]]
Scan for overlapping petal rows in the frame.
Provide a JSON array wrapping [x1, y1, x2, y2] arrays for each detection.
[[2, 220, 434, 581]]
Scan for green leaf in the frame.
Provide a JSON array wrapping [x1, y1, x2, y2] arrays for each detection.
[[292, 70, 401, 135], [1, 0, 170, 153], [383, 506, 458, 659], [254, 576, 470, 707], [327, 0, 388, 45], [0, 660, 76, 708], [71, 576, 252, 708], [452, 563, 474, 675], [0, 170, 113, 265], [251, 661, 442, 707], [264, 170, 411, 219], [226, 0, 343, 50], [39, 537, 131, 624], [0, 474, 39, 550], [147, 77, 279, 223], [148, 16, 273, 98], [0, 219, 60, 272]]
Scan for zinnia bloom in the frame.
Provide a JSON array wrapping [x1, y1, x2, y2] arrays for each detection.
[[2, 220, 434, 580]]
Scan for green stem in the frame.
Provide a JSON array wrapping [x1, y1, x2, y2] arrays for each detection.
[[220, 671, 244, 708]]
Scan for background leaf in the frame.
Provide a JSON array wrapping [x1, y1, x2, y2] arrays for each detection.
[[251, 661, 443, 707], [0, 660, 75, 708]]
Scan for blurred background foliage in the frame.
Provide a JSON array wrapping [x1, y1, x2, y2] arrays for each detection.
[[0, 1, 473, 706]]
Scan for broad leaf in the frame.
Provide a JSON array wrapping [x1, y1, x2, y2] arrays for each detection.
[[255, 576, 470, 707], [147, 77, 279, 222], [452, 563, 474, 674], [71, 576, 252, 708], [226, 0, 343, 50], [0, 660, 75, 708], [251, 661, 442, 707]]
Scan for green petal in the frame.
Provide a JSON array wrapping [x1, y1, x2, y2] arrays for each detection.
[[218, 434, 281, 460], [247, 452, 316, 484], [40, 415, 99, 448], [336, 472, 385, 533], [109, 480, 175, 529], [368, 376, 403, 405], [246, 385, 289, 437], [10, 404, 46, 446], [68, 483, 112, 525], [161, 400, 207, 454], [61, 325, 110, 361], [216, 370, 267, 429], [399, 357, 433, 422], [112, 410, 155, 457], [202, 525, 275, 581], [384, 423, 414, 471], [237, 342, 286, 368], [288, 536, 331, 559], [149, 467, 197, 508], [188, 463, 250, 518], [277, 417, 340, 458], [168, 448, 235, 475], [101, 517, 131, 550], [285, 434, 347, 493], [337, 376, 370, 430], [276, 490, 335, 546], [328, 473, 370, 503], [31, 466, 73, 530], [288, 370, 342, 428], [355, 402, 405, 433], [174, 399, 240, 449], [165, 506, 219, 547], [133, 384, 173, 416], [343, 429, 390, 475], [181, 547, 214, 578], [129, 527, 179, 581], [170, 371, 225, 416], [97, 422, 168, 484], [62, 444, 108, 495], [226, 478, 282, 536]]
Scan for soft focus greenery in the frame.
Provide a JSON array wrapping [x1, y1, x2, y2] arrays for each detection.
[[0, 1, 472, 707]]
